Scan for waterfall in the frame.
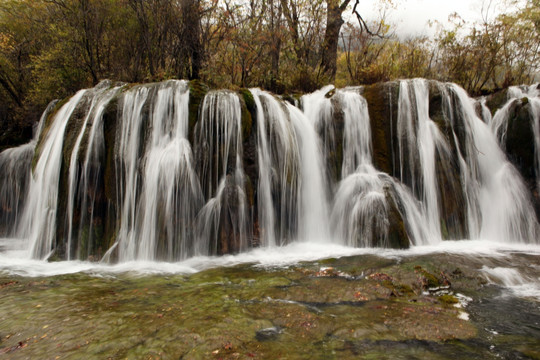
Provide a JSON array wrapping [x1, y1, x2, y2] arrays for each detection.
[[397, 79, 450, 240], [320, 88, 431, 247], [194, 90, 250, 255], [0, 78, 538, 263], [18, 90, 88, 259], [288, 104, 330, 242], [0, 101, 57, 236], [250, 89, 301, 246], [450, 84, 539, 243], [113, 80, 203, 262], [491, 84, 540, 191], [65, 82, 122, 259]]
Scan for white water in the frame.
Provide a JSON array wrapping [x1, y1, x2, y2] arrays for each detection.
[[288, 104, 331, 242], [324, 87, 432, 247], [194, 90, 250, 254], [112, 80, 204, 262], [482, 265, 540, 299], [450, 84, 539, 243], [17, 90, 87, 259], [0, 101, 56, 235], [398, 79, 448, 240], [0, 79, 539, 271], [1, 237, 539, 302], [65, 82, 122, 259], [492, 84, 540, 190], [250, 89, 301, 246]]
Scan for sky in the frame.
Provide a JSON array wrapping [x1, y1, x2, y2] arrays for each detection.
[[353, 0, 519, 38]]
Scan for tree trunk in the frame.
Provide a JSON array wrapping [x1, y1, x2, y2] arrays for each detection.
[[320, 0, 349, 82], [181, 0, 202, 80]]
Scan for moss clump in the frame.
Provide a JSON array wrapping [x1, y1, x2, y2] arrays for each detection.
[[384, 186, 410, 249], [239, 88, 256, 113], [188, 80, 209, 143], [414, 265, 442, 288], [325, 88, 336, 98], [521, 97, 529, 105], [438, 294, 459, 304], [238, 90, 253, 141], [282, 94, 299, 105], [485, 88, 509, 115]]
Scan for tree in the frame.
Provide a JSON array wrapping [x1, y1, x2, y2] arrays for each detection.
[[320, 0, 350, 81]]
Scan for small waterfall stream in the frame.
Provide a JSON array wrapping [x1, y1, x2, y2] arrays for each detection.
[[18, 90, 88, 259], [0, 79, 538, 263], [0, 100, 57, 237]]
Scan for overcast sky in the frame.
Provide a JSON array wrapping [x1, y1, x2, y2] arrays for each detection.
[[353, 0, 518, 38]]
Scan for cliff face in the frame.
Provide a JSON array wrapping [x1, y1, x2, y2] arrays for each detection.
[[0, 79, 538, 261]]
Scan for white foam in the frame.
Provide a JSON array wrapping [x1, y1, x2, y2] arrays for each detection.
[[2, 239, 540, 281], [482, 266, 540, 299]]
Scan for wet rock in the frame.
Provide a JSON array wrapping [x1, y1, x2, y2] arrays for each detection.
[[502, 98, 540, 221], [504, 99, 536, 182], [363, 81, 400, 175], [255, 326, 283, 341], [485, 88, 509, 115]]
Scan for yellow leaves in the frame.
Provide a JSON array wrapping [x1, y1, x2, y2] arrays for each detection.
[[0, 33, 15, 52]]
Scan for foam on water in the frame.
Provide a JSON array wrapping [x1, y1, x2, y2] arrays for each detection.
[[482, 265, 540, 299], [2, 237, 539, 294]]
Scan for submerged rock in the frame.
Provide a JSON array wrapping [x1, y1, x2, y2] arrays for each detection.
[[255, 326, 283, 341]]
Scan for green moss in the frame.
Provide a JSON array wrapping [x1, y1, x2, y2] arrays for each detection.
[[394, 284, 415, 296], [239, 88, 255, 113], [441, 219, 449, 240], [188, 80, 209, 143], [438, 294, 459, 304], [384, 186, 410, 249], [282, 94, 299, 105], [485, 88, 509, 115], [521, 97, 529, 105], [417, 268, 440, 288], [244, 175, 255, 207], [238, 90, 253, 141]]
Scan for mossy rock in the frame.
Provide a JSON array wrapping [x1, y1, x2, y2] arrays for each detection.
[[188, 80, 209, 144], [363, 82, 399, 175], [438, 294, 458, 304], [325, 88, 336, 98], [32, 98, 69, 171], [485, 88, 509, 115], [281, 94, 300, 105], [384, 185, 411, 249], [505, 99, 536, 182], [238, 89, 253, 141], [239, 88, 256, 113], [414, 266, 441, 288]]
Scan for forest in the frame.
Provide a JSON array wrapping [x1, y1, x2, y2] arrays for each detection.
[[0, 0, 538, 150]]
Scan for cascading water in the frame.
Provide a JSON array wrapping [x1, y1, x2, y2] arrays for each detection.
[[1, 78, 538, 264], [250, 89, 302, 246], [304, 87, 432, 247], [194, 90, 250, 255], [112, 80, 204, 262], [448, 84, 538, 243], [0, 100, 57, 236], [17, 90, 88, 259], [65, 82, 122, 260], [397, 79, 450, 240], [491, 84, 540, 190], [288, 104, 331, 242]]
